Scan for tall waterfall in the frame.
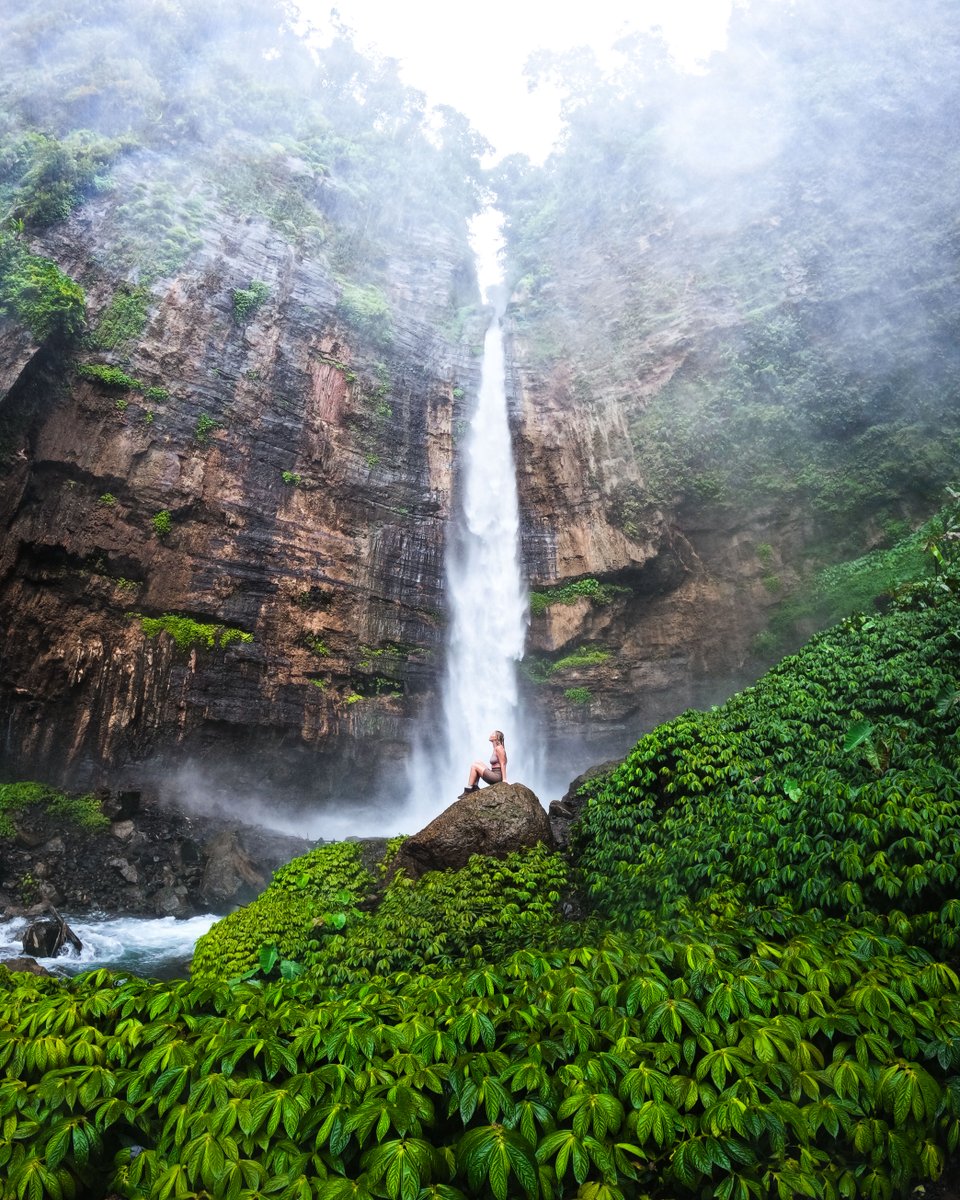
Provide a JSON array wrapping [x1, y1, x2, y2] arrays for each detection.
[[438, 313, 528, 798], [407, 216, 533, 814]]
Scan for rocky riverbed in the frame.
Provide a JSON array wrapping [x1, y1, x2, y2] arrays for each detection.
[[0, 789, 314, 921]]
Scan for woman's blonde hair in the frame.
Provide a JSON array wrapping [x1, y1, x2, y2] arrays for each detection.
[[493, 730, 505, 746]]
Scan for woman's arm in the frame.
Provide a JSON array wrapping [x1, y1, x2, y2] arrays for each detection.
[[497, 745, 507, 783]]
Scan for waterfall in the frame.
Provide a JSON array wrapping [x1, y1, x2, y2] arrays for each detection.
[[438, 314, 528, 798], [407, 214, 534, 815]]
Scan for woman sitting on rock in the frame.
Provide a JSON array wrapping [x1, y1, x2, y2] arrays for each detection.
[[460, 730, 507, 796]]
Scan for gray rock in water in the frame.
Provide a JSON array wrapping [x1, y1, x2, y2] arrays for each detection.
[[200, 831, 265, 905], [22, 916, 82, 958], [392, 783, 554, 879]]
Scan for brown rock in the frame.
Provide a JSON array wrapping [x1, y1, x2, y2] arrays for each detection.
[[200, 831, 265, 906], [1, 957, 53, 976], [22, 916, 82, 957], [392, 783, 553, 879]]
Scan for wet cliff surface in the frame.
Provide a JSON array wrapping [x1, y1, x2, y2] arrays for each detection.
[[0, 164, 481, 804]]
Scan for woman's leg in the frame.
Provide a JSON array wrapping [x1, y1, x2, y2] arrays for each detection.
[[480, 768, 502, 784]]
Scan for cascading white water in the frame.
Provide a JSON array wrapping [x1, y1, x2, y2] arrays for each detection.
[[437, 313, 529, 799], [407, 214, 537, 814], [0, 913, 219, 979]]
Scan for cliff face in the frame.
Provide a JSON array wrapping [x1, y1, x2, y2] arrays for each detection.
[[0, 169, 480, 804], [508, 327, 816, 764]]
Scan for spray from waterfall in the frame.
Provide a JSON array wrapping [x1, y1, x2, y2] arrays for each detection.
[[407, 213, 541, 818]]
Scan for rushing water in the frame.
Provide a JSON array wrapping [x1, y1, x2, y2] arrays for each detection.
[[0, 913, 220, 979], [436, 314, 529, 801], [406, 213, 539, 815]]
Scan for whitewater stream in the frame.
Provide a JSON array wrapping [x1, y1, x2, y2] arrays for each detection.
[[0, 913, 219, 979]]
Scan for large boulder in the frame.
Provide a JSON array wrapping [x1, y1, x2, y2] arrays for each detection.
[[22, 916, 82, 958], [392, 783, 554, 879], [199, 831, 265, 907]]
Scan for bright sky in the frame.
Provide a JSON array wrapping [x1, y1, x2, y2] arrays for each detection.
[[296, 1, 732, 162]]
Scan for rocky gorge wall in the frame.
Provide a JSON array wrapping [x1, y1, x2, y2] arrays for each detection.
[[0, 157, 481, 809], [506, 314, 817, 769]]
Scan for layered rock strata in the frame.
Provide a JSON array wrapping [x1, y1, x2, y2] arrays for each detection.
[[0, 170, 480, 804]]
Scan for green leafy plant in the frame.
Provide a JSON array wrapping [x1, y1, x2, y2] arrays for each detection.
[[194, 414, 219, 444], [232, 279, 269, 324], [98, 493, 116, 506], [91, 285, 149, 349], [564, 686, 592, 705], [76, 363, 142, 390], [0, 234, 86, 342], [530, 578, 629, 617], [0, 780, 107, 837], [151, 509, 172, 538], [281, 470, 302, 485], [338, 281, 393, 348], [132, 612, 253, 651]]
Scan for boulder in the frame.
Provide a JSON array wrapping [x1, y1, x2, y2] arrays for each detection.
[[1, 957, 52, 976], [392, 783, 554, 879], [22, 916, 82, 958], [154, 884, 191, 917], [200, 831, 265, 906]]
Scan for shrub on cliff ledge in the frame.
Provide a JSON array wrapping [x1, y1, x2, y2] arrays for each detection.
[[337, 281, 393, 348], [231, 279, 269, 324], [0, 234, 85, 342], [132, 612, 253, 651], [530, 577, 630, 616]]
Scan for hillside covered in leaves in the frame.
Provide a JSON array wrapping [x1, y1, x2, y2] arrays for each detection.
[[3, 515, 960, 1198]]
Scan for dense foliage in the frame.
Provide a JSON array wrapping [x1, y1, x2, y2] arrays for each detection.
[[192, 843, 569, 984], [0, 232, 85, 343], [3, 913, 959, 1200], [577, 598, 960, 952]]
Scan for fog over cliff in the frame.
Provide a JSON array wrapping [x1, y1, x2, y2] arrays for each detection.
[[0, 0, 958, 827]]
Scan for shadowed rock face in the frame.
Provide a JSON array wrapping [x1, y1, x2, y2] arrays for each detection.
[[390, 783, 553, 879], [0, 792, 313, 917]]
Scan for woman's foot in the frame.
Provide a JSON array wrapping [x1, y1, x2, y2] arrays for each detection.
[[458, 784, 479, 798]]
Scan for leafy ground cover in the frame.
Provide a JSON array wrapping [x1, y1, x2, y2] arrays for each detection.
[[2, 911, 959, 1200], [575, 589, 960, 958], [192, 844, 569, 985]]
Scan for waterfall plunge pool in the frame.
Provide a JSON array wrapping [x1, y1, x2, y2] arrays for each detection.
[[0, 913, 220, 980]]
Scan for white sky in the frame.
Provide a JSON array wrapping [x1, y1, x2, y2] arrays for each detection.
[[296, 1, 733, 163]]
